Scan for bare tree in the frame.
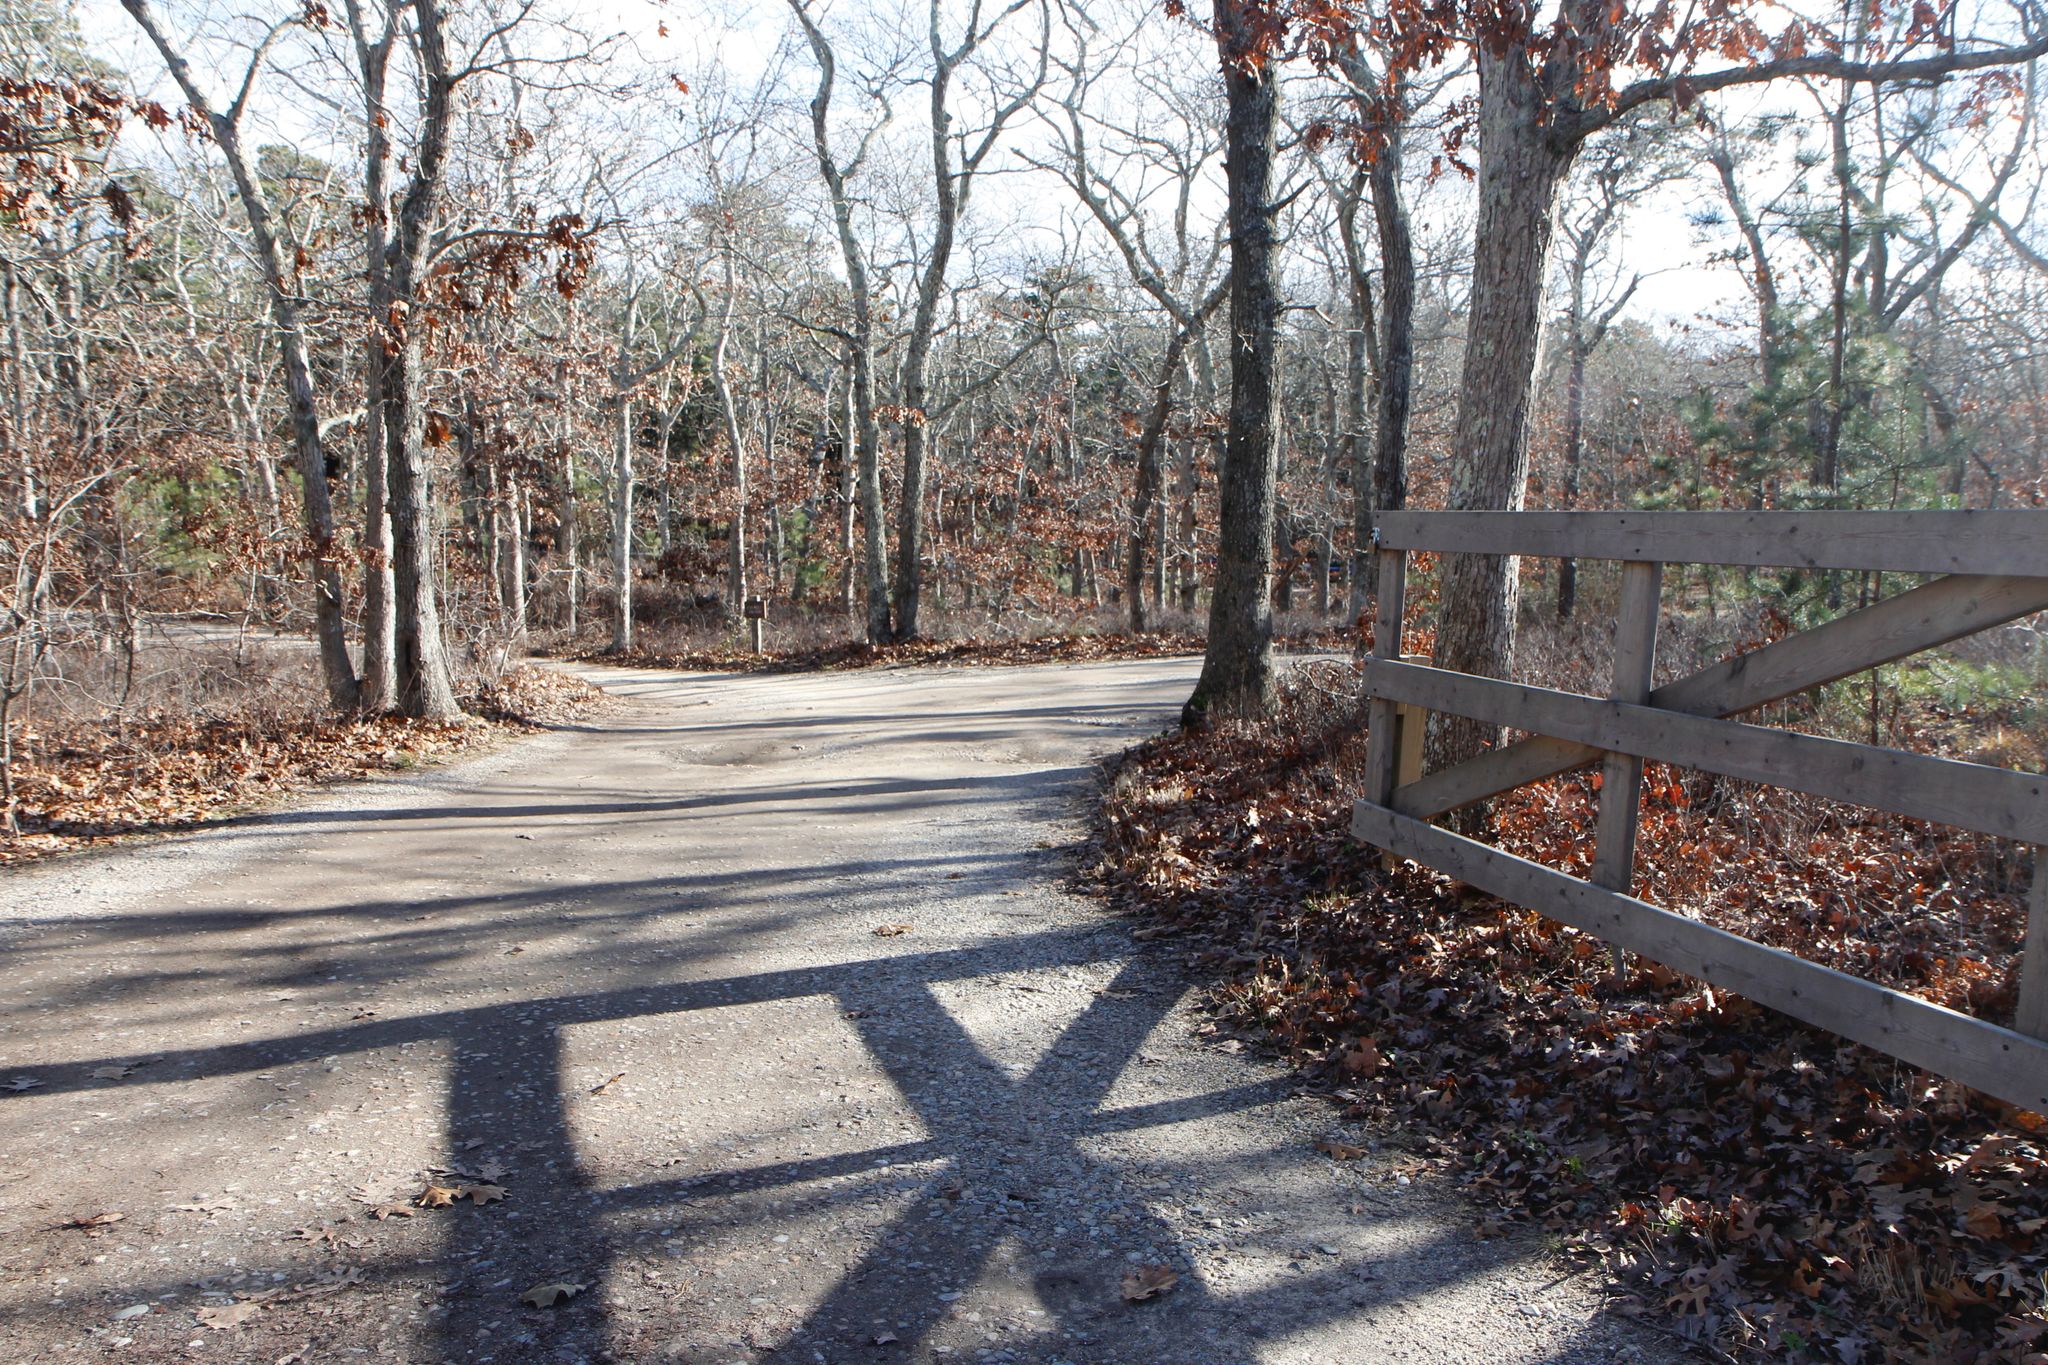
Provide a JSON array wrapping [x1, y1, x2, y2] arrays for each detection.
[[121, 0, 361, 709]]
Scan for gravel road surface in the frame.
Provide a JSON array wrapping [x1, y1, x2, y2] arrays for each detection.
[[0, 659, 1674, 1365]]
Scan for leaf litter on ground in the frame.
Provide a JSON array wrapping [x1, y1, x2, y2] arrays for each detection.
[[0, 665, 605, 867], [1086, 659, 2048, 1364]]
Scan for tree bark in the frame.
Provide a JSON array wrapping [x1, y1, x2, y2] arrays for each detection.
[[608, 292, 642, 654], [609, 390, 635, 652], [377, 0, 460, 719], [710, 269, 748, 614], [1426, 51, 1576, 769], [1366, 134, 1413, 609], [345, 0, 399, 708], [1126, 327, 1191, 632], [1184, 0, 1281, 725]]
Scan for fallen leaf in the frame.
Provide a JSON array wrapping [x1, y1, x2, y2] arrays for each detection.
[[1315, 1139, 1368, 1161], [1120, 1265, 1178, 1302], [459, 1184, 506, 1205], [196, 1300, 263, 1330], [521, 1281, 586, 1308], [90, 1064, 135, 1081], [1963, 1204, 2005, 1240], [4, 1076, 43, 1092], [872, 923, 913, 937], [58, 1210, 125, 1232], [1340, 1039, 1381, 1078], [415, 1184, 460, 1209]]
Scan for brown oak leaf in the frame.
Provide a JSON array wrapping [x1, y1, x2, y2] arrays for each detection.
[[1120, 1265, 1178, 1302]]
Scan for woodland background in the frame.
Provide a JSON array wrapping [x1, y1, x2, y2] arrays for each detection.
[[3, 0, 2041, 770], [3, 0, 2048, 1356]]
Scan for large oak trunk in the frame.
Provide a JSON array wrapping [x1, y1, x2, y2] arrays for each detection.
[[1184, 0, 1281, 724], [1426, 52, 1576, 768]]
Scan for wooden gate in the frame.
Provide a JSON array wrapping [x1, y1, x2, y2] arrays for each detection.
[[1352, 509, 2048, 1114]]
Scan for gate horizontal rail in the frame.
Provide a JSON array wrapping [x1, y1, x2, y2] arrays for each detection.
[[1352, 509, 2048, 1114]]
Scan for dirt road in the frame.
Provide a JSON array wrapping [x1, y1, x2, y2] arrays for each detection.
[[0, 660, 1670, 1365]]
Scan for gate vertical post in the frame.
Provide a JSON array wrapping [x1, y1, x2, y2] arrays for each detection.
[[1593, 560, 1662, 971], [1361, 546, 1408, 815], [2020, 867, 2048, 1039]]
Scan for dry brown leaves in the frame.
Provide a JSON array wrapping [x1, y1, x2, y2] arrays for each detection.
[[577, 630, 1211, 677], [0, 665, 603, 867], [1086, 666, 2047, 1364], [1119, 1264, 1179, 1301]]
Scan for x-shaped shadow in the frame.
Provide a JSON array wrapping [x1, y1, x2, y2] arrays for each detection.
[[417, 926, 1262, 1362]]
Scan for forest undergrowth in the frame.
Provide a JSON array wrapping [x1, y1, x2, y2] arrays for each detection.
[[1086, 631, 2048, 1363], [0, 655, 603, 867], [558, 602, 1356, 674]]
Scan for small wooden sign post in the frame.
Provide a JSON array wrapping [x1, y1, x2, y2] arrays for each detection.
[[743, 596, 766, 654]]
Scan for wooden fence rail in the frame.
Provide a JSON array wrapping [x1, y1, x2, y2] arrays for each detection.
[[1352, 510, 2048, 1114]]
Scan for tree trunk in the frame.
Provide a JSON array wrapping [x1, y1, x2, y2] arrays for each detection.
[[1367, 134, 1414, 611], [345, 0, 398, 708], [1556, 332, 1588, 620], [2, 262, 37, 521], [838, 355, 857, 615], [560, 439, 580, 636], [380, 336, 459, 718], [609, 391, 635, 652], [378, 0, 460, 720], [1184, 0, 1281, 725], [711, 276, 748, 615], [1427, 52, 1576, 769], [360, 340, 397, 707], [504, 477, 527, 640], [1126, 329, 1190, 633]]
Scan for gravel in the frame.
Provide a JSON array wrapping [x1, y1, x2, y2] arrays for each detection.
[[0, 658, 1677, 1364]]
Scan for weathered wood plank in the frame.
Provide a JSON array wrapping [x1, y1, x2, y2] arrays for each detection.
[[2021, 864, 2048, 1041], [1592, 562, 1661, 897], [1374, 509, 2048, 577], [1362, 659, 2048, 844], [1595, 563, 1661, 973], [1360, 548, 1407, 809], [1395, 573, 2048, 819], [1349, 801, 2048, 1114], [1394, 654, 1430, 788]]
